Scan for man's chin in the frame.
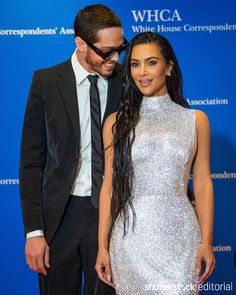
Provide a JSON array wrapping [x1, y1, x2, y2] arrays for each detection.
[[98, 68, 114, 78], [101, 63, 116, 77]]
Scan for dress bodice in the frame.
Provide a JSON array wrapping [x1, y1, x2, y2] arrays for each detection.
[[132, 94, 197, 197]]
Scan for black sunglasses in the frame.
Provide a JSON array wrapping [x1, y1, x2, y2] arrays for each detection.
[[85, 38, 128, 60]]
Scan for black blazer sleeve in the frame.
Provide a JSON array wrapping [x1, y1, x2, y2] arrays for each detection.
[[19, 71, 47, 235]]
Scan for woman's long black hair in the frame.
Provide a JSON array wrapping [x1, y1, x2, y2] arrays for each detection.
[[110, 32, 190, 237]]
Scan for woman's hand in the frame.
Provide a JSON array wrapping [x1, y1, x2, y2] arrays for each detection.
[[196, 244, 215, 284], [95, 248, 114, 288]]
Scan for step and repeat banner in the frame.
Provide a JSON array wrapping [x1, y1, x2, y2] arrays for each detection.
[[0, 0, 235, 294]]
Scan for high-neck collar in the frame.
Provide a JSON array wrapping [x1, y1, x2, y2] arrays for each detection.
[[142, 93, 171, 108]]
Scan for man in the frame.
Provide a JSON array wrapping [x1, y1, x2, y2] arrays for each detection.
[[19, 4, 125, 294]]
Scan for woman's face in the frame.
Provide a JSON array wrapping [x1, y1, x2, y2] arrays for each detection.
[[130, 43, 172, 97]]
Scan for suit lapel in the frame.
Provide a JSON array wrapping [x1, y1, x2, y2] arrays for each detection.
[[56, 60, 121, 131], [57, 60, 80, 137]]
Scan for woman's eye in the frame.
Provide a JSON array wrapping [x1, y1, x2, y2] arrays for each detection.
[[148, 60, 157, 66], [131, 62, 139, 68]]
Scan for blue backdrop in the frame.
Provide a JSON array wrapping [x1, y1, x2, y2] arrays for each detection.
[[0, 0, 235, 294]]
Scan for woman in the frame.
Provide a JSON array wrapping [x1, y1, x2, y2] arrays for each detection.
[[96, 32, 215, 294]]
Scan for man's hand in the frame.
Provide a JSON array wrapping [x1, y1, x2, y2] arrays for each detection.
[[25, 236, 50, 276]]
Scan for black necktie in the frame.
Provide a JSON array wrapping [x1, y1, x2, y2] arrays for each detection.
[[88, 75, 103, 208]]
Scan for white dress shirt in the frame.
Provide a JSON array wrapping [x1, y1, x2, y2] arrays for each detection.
[[70, 49, 108, 196]]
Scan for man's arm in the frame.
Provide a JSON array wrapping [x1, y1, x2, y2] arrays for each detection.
[[19, 71, 49, 275], [19, 71, 46, 234]]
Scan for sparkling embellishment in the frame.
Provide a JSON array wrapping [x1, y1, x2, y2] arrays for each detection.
[[109, 94, 201, 295]]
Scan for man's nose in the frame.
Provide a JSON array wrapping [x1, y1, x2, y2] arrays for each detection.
[[109, 51, 119, 63]]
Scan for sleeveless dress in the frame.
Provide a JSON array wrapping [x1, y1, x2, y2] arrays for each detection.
[[109, 94, 201, 295]]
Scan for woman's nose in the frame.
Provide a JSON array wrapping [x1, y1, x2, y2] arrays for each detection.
[[139, 64, 147, 76]]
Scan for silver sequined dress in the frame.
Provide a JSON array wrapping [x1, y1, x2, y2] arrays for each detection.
[[109, 94, 201, 295]]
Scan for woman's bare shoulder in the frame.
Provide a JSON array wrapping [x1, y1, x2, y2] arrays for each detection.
[[103, 112, 118, 145], [104, 112, 117, 129], [195, 110, 210, 131]]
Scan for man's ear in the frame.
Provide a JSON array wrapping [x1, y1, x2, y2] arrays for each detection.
[[75, 36, 87, 53]]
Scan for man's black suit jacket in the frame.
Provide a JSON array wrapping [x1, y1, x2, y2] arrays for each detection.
[[19, 60, 122, 243]]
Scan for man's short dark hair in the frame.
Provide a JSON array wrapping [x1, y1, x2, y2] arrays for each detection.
[[74, 4, 122, 43]]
